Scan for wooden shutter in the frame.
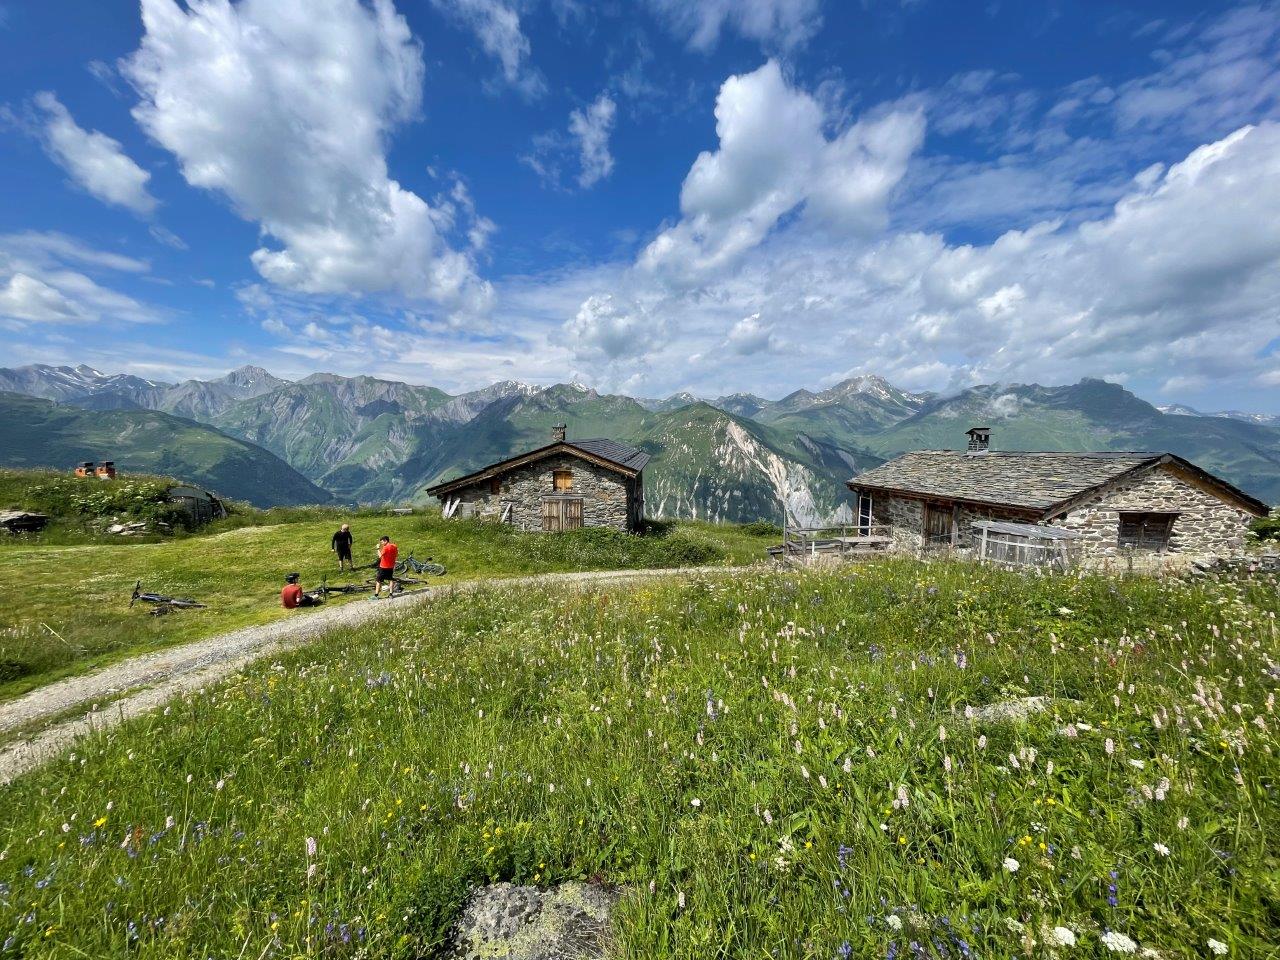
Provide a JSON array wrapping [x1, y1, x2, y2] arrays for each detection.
[[565, 498, 583, 530], [1118, 512, 1175, 550], [554, 470, 573, 491]]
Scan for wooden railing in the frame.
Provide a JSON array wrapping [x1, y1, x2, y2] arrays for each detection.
[[773, 522, 893, 559]]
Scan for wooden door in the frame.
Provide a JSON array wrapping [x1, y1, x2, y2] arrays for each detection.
[[542, 498, 561, 532], [564, 498, 583, 530], [923, 502, 953, 547], [542, 498, 584, 531]]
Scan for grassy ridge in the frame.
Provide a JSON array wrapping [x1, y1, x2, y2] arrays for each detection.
[[0, 512, 772, 700], [0, 394, 332, 508], [0, 561, 1275, 957]]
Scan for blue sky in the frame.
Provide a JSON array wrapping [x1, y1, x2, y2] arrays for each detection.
[[1, 0, 1279, 411]]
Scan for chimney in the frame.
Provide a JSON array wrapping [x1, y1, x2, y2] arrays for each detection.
[[966, 426, 990, 453], [552, 423, 567, 443]]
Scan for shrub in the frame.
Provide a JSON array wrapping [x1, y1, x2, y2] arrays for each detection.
[[1250, 509, 1280, 543]]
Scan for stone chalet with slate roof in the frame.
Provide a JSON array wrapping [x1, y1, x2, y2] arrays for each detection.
[[847, 427, 1269, 569], [426, 425, 649, 533]]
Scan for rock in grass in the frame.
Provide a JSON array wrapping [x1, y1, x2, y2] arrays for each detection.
[[449, 882, 621, 960]]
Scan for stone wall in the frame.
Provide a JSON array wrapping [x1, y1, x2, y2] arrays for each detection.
[[449, 453, 637, 532], [1053, 464, 1255, 571], [863, 494, 1036, 554]]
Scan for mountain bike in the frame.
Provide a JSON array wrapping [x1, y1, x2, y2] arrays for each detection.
[[394, 552, 446, 576], [130, 581, 207, 614]]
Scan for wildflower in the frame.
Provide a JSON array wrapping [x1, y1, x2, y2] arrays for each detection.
[[886, 915, 903, 931], [1153, 843, 1170, 857], [690, 798, 701, 808], [1049, 927, 1077, 947], [1003, 857, 1020, 873], [1207, 939, 1227, 955], [1101, 931, 1138, 953], [1105, 738, 1115, 756], [93, 817, 107, 828], [1177, 817, 1189, 830]]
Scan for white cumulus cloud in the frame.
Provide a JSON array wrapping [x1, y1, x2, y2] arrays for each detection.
[[638, 60, 925, 286], [563, 293, 662, 362], [0, 232, 159, 327], [123, 0, 493, 316], [33, 91, 158, 216], [725, 312, 777, 354]]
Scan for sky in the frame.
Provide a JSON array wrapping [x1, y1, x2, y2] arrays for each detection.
[[1, 0, 1279, 411]]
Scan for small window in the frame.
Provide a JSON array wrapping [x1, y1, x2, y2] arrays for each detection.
[[490, 475, 501, 494], [1118, 512, 1176, 551], [553, 470, 573, 491]]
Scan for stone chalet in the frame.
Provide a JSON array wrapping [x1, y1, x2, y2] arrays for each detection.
[[425, 425, 649, 533], [847, 427, 1269, 569]]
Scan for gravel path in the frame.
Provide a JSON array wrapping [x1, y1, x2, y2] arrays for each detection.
[[0, 566, 740, 783]]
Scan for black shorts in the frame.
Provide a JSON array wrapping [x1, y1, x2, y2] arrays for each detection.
[[375, 566, 394, 582], [336, 547, 352, 561]]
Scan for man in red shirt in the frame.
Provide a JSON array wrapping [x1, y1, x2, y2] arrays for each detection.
[[372, 536, 398, 598], [281, 572, 321, 608]]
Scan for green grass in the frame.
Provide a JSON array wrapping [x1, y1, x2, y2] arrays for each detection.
[[0, 511, 773, 700], [0, 560, 1276, 957]]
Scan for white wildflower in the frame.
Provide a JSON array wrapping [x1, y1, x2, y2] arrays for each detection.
[[1207, 939, 1227, 955], [1003, 857, 1020, 873], [886, 915, 903, 931], [1101, 931, 1138, 953], [690, 798, 701, 808], [1049, 926, 1076, 947], [1153, 842, 1170, 856]]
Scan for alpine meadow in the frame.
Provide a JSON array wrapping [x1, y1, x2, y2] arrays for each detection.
[[3, 0, 1280, 958]]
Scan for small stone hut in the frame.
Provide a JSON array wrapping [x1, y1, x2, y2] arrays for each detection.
[[168, 485, 227, 525], [426, 425, 649, 533], [847, 428, 1268, 569]]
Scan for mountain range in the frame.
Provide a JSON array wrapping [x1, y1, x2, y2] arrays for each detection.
[[1, 363, 1277, 518]]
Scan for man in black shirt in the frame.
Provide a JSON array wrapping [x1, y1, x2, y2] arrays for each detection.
[[331, 523, 354, 570]]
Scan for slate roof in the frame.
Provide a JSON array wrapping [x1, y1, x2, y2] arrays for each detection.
[[570, 438, 651, 472], [426, 437, 649, 496], [846, 450, 1269, 517]]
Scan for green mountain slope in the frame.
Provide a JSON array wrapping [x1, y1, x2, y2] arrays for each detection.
[[634, 403, 882, 523], [401, 384, 652, 491], [211, 375, 453, 498], [0, 393, 332, 507]]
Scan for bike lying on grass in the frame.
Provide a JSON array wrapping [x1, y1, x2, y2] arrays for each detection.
[[130, 581, 207, 616], [394, 552, 446, 576]]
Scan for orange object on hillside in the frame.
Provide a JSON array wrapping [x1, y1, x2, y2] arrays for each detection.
[[73, 461, 117, 479]]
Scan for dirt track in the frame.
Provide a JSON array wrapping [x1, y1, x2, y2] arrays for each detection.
[[0, 566, 740, 782]]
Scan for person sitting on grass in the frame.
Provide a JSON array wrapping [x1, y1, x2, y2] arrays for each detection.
[[331, 523, 354, 571], [281, 572, 323, 608], [371, 535, 398, 599]]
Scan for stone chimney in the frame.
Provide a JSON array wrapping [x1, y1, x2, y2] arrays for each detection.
[[966, 426, 990, 453], [552, 423, 567, 443]]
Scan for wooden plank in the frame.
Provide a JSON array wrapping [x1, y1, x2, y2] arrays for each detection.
[[565, 498, 583, 530]]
